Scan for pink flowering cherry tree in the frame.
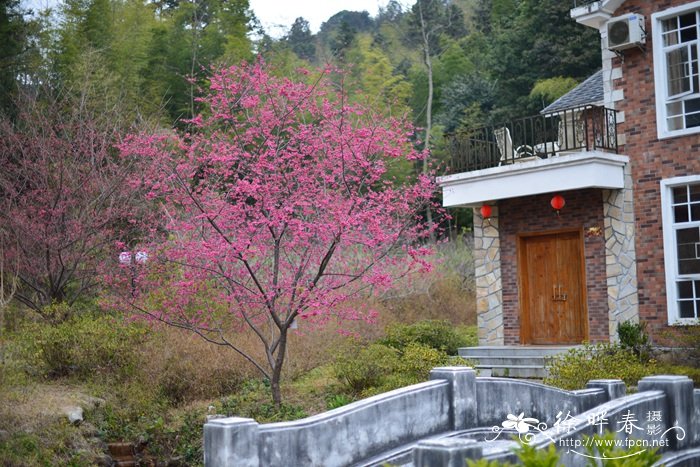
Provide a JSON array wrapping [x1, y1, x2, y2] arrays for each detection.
[[119, 61, 440, 405]]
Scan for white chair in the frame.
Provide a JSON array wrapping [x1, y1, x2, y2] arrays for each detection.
[[495, 127, 536, 165]]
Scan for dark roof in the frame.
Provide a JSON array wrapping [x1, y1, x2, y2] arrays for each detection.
[[540, 70, 604, 115]]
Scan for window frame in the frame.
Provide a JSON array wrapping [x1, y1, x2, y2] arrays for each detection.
[[661, 175, 700, 325], [652, 1, 700, 139]]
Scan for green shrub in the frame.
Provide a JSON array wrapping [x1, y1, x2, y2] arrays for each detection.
[[515, 442, 560, 467], [467, 434, 661, 467], [655, 363, 700, 386], [395, 343, 453, 381], [88, 379, 168, 442], [617, 320, 651, 361], [20, 313, 148, 380], [0, 420, 99, 466], [583, 432, 661, 466], [661, 321, 700, 364], [325, 393, 354, 410], [466, 442, 558, 467], [544, 344, 656, 390], [333, 343, 400, 395], [333, 340, 468, 397], [380, 320, 469, 355]]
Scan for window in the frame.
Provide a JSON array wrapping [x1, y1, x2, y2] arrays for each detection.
[[653, 2, 700, 138], [662, 176, 700, 324]]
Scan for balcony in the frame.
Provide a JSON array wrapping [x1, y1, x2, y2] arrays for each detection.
[[572, 0, 598, 6], [445, 105, 618, 175], [438, 105, 628, 207]]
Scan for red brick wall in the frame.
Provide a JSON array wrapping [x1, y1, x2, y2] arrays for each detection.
[[498, 189, 609, 345], [612, 0, 700, 338]]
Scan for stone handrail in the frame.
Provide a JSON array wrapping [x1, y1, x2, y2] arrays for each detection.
[[205, 375, 458, 467], [203, 369, 699, 467]]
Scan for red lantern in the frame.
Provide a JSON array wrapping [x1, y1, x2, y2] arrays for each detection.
[[550, 194, 565, 214], [480, 204, 492, 219]]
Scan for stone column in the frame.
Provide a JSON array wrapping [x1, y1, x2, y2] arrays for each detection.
[[430, 367, 477, 431], [473, 205, 503, 345], [638, 375, 694, 450], [599, 22, 639, 342], [203, 417, 259, 467], [587, 379, 626, 400], [602, 163, 640, 341]]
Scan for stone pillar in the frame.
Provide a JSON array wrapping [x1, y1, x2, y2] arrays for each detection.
[[587, 379, 626, 400], [430, 367, 477, 431], [413, 438, 483, 467], [473, 205, 503, 345], [203, 417, 259, 467], [638, 375, 694, 450], [602, 163, 639, 341], [599, 20, 638, 342]]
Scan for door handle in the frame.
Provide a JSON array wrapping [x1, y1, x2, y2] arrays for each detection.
[[552, 285, 567, 301]]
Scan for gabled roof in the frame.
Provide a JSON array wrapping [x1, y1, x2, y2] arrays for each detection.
[[540, 70, 604, 115]]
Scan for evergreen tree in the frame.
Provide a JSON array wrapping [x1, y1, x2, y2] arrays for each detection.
[[285, 17, 315, 62], [0, 0, 29, 113]]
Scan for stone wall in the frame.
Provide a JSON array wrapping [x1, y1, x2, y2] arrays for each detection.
[[473, 206, 503, 345]]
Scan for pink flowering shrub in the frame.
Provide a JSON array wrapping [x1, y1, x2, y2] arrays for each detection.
[[0, 90, 147, 315], [118, 61, 440, 403]]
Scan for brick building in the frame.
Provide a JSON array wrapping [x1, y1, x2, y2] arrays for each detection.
[[438, 0, 700, 346]]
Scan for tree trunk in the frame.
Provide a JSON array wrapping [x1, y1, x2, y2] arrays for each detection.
[[419, 2, 436, 241], [270, 327, 288, 407]]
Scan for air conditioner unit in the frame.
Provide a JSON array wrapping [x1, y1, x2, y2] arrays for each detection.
[[607, 13, 646, 51]]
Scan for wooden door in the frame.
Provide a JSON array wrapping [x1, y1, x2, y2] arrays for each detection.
[[519, 230, 587, 344]]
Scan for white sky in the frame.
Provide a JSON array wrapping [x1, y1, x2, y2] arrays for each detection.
[[22, 0, 397, 39], [250, 0, 393, 38]]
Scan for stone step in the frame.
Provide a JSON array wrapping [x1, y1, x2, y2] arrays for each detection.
[[465, 355, 548, 367], [460, 346, 577, 379], [459, 345, 578, 358]]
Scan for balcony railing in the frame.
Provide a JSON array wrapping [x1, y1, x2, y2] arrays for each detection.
[[572, 0, 598, 7], [445, 105, 617, 175]]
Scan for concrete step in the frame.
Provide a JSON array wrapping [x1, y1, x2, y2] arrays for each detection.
[[465, 355, 548, 367], [459, 345, 577, 379], [459, 345, 578, 358]]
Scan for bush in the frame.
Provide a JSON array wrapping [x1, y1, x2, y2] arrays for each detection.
[[155, 355, 242, 405], [20, 313, 148, 380], [467, 433, 660, 467], [661, 321, 700, 365], [617, 320, 651, 361], [333, 343, 400, 395], [333, 340, 467, 397], [380, 319, 469, 355], [655, 363, 700, 386], [583, 432, 661, 466], [544, 344, 656, 390], [325, 393, 354, 410]]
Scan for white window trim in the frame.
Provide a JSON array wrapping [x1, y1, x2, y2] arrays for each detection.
[[661, 175, 700, 325], [652, 0, 700, 140]]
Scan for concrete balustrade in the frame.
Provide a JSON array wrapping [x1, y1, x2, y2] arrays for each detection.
[[203, 369, 700, 467]]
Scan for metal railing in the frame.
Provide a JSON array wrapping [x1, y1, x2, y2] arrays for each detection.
[[445, 105, 617, 175], [573, 0, 599, 7]]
